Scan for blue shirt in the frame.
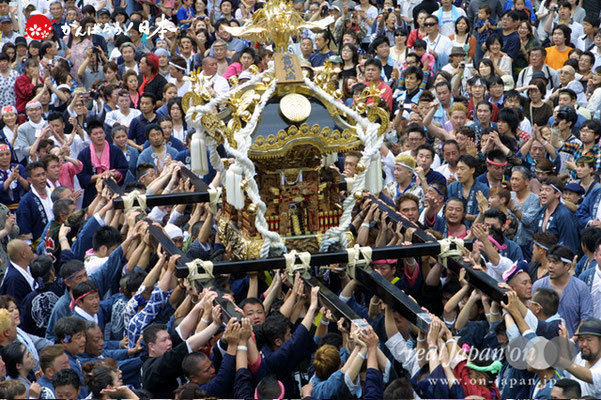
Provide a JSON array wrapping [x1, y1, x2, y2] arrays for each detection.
[[532, 275, 593, 336], [535, 203, 580, 254]]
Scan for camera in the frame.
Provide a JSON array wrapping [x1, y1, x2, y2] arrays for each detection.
[[460, 61, 466, 68], [552, 5, 558, 11], [386, 7, 393, 12]]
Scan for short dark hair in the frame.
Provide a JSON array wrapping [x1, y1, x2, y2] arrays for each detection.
[[457, 154, 479, 170], [145, 123, 163, 139], [87, 119, 104, 133], [52, 368, 81, 390], [581, 119, 601, 140], [552, 379, 582, 398], [532, 288, 559, 316], [584, 14, 601, 28], [476, 100, 493, 113], [30, 255, 53, 281], [483, 208, 507, 226], [54, 316, 86, 344], [26, 161, 45, 176], [486, 148, 508, 164], [141, 93, 156, 104], [407, 124, 426, 138], [92, 226, 122, 252], [532, 231, 558, 251], [416, 143, 435, 159], [547, 245, 575, 264], [497, 108, 519, 133], [239, 297, 264, 310], [262, 313, 291, 348], [47, 112, 65, 123], [370, 35, 389, 53], [364, 58, 382, 70], [181, 352, 208, 378], [72, 281, 98, 303], [581, 227, 601, 253], [143, 323, 168, 346], [404, 66, 421, 81]]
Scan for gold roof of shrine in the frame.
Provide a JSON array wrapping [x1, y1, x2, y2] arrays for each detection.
[[182, 0, 389, 160]]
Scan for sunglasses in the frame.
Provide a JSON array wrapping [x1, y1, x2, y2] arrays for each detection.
[[423, 22, 436, 27]]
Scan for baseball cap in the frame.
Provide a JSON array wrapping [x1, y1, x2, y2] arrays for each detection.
[[564, 182, 585, 195], [0, 16, 12, 23]]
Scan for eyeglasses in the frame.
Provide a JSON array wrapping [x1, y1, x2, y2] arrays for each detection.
[[423, 22, 436, 27]]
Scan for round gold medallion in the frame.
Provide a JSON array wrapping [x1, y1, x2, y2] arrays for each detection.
[[279, 93, 311, 122]]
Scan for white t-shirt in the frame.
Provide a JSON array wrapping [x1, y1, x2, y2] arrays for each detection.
[[105, 109, 142, 130], [425, 33, 454, 60], [434, 7, 466, 37], [567, 354, 601, 397]]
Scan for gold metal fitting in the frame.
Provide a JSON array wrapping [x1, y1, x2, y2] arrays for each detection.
[[356, 163, 366, 173], [354, 191, 363, 200]]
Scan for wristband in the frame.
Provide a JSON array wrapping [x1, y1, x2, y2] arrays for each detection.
[[320, 318, 330, 326], [428, 345, 438, 351], [201, 318, 211, 324], [490, 311, 500, 316], [237, 345, 248, 351], [417, 337, 426, 343], [59, 237, 69, 243], [361, 223, 370, 228], [445, 339, 456, 345], [358, 351, 367, 359]]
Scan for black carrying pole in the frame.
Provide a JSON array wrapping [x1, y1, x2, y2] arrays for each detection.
[[148, 224, 363, 324], [367, 195, 508, 304], [147, 224, 244, 321], [170, 241, 466, 278], [109, 166, 212, 209]]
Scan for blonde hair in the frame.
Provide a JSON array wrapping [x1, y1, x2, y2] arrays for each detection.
[[449, 102, 468, 116], [313, 344, 341, 380]]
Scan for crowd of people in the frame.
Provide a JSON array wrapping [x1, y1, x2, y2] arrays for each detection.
[[1, 0, 601, 398]]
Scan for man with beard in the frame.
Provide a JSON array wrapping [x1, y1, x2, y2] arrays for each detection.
[[561, 318, 601, 397], [532, 245, 592, 336], [534, 176, 580, 253]]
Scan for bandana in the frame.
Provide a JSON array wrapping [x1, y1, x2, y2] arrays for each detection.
[[430, 184, 446, 200], [488, 235, 507, 252], [395, 161, 415, 171], [169, 62, 186, 71], [69, 290, 97, 310], [0, 144, 9, 152], [372, 259, 399, 265], [486, 158, 507, 167], [65, 264, 85, 281], [25, 100, 42, 110], [550, 184, 563, 193], [533, 240, 549, 251], [467, 360, 503, 374], [1, 105, 16, 116]]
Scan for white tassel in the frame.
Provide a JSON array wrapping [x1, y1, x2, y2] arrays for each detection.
[[366, 154, 382, 195], [225, 164, 245, 209], [190, 132, 202, 174]]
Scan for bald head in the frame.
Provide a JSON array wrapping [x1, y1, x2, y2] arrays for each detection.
[[7, 239, 34, 265]]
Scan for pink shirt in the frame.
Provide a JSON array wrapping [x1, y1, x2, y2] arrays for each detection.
[[59, 161, 83, 189]]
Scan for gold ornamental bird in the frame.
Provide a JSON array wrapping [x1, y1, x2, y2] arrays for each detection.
[[223, 0, 334, 52]]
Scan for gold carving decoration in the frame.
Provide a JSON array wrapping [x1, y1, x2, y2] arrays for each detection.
[[249, 123, 361, 158]]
